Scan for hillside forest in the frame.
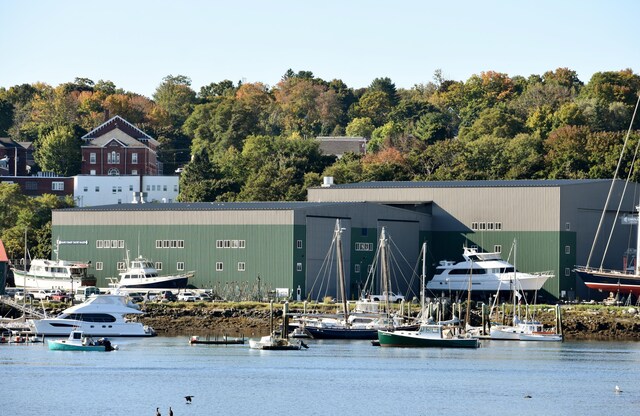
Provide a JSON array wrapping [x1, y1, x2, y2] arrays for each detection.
[[1, 68, 640, 258]]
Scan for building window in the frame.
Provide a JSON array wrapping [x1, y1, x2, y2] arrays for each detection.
[[132, 153, 138, 164], [354, 264, 360, 273], [565, 222, 571, 231], [90, 170, 96, 175], [565, 245, 571, 254], [238, 262, 246, 272], [216, 262, 223, 271], [90, 153, 96, 164], [118, 240, 124, 248], [232, 240, 239, 249], [156, 240, 162, 249], [565, 267, 571, 276], [177, 262, 185, 271], [495, 222, 502, 230], [177, 240, 184, 248], [131, 170, 137, 175], [146, 185, 150, 191], [25, 181, 37, 190], [487, 222, 494, 231], [117, 186, 122, 192], [95, 186, 100, 192], [479, 222, 486, 230], [367, 264, 373, 273], [155, 262, 163, 271], [96, 240, 103, 249], [174, 185, 178, 192], [111, 240, 118, 248], [112, 186, 117, 194], [163, 185, 167, 191], [297, 240, 303, 249], [117, 262, 126, 271], [83, 186, 88, 192], [239, 240, 245, 248], [361, 228, 368, 236], [471, 222, 478, 231], [129, 185, 134, 191], [95, 262, 103, 271], [494, 245, 502, 253], [52, 181, 64, 191], [216, 240, 223, 249], [107, 151, 120, 164], [224, 240, 231, 248], [296, 263, 302, 272]]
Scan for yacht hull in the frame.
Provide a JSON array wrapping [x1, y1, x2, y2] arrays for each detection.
[[575, 268, 640, 296], [377, 330, 479, 348]]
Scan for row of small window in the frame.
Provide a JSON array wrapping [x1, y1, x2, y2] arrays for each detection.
[[94, 261, 184, 271], [355, 242, 374, 251], [216, 240, 246, 249], [89, 151, 139, 164], [215, 262, 246, 271], [96, 240, 125, 249], [82, 184, 178, 193], [471, 222, 503, 231], [155, 240, 185, 249]]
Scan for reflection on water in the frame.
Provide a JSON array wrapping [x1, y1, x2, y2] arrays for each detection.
[[1, 337, 639, 416]]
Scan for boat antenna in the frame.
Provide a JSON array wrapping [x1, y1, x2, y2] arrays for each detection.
[[587, 93, 640, 268]]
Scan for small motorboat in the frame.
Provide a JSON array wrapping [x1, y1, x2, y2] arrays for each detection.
[[48, 330, 118, 351], [249, 333, 308, 350]]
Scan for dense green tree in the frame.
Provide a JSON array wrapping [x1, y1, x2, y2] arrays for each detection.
[[544, 125, 590, 178], [352, 90, 393, 127], [34, 125, 82, 175], [413, 111, 453, 144], [345, 117, 375, 138], [153, 74, 197, 126]]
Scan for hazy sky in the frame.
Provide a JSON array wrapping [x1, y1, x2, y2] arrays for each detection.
[[1, 0, 638, 98]]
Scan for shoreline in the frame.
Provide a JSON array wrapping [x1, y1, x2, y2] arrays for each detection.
[[136, 302, 640, 340]]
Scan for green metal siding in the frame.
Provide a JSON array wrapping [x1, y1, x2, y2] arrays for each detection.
[[430, 231, 567, 300], [53, 224, 295, 291], [349, 227, 377, 297]]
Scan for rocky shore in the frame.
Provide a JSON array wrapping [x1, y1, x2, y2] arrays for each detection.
[[135, 302, 640, 340]]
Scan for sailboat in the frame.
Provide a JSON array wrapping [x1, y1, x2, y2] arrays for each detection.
[[377, 243, 480, 348], [488, 241, 563, 342], [574, 95, 640, 299], [302, 221, 394, 340]]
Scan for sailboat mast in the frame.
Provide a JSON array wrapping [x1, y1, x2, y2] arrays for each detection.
[[335, 220, 349, 324], [380, 228, 391, 314], [421, 242, 426, 316], [636, 201, 640, 275]]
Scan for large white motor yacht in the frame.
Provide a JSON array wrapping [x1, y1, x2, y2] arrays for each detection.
[[32, 294, 156, 337], [426, 247, 552, 293]]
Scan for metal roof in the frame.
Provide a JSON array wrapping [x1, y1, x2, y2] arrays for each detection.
[[55, 201, 361, 212], [310, 179, 613, 189]]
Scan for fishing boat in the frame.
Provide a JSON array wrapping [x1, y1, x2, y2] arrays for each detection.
[[248, 334, 307, 350], [427, 247, 552, 293], [11, 239, 96, 291], [31, 294, 156, 337], [377, 243, 480, 349], [48, 330, 118, 351], [109, 252, 194, 290]]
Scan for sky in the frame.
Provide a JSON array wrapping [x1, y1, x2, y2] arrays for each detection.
[[1, 0, 639, 98]]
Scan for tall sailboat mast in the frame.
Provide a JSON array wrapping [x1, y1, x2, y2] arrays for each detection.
[[335, 220, 349, 325]]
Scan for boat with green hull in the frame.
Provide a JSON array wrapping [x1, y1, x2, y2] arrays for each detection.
[[378, 323, 479, 348]]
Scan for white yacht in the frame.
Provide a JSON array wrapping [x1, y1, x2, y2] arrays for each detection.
[[109, 254, 194, 290], [427, 247, 552, 293], [12, 258, 95, 291], [31, 294, 156, 337]]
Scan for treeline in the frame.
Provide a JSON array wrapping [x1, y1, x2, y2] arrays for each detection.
[[2, 68, 640, 204]]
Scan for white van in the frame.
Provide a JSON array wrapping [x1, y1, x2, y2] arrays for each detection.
[[74, 286, 100, 302]]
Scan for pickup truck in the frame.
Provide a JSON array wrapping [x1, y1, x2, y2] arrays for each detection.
[[32, 289, 54, 301], [368, 291, 405, 303], [51, 291, 72, 302]]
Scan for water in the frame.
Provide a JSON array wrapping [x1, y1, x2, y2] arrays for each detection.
[[1, 337, 639, 416]]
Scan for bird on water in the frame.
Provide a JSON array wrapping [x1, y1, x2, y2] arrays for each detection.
[[185, 396, 194, 404], [169, 406, 173, 416], [615, 385, 622, 393], [156, 407, 161, 416]]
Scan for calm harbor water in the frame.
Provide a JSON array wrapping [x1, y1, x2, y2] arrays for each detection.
[[2, 336, 639, 416]]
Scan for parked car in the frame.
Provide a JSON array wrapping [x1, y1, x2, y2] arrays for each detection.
[[177, 291, 199, 302], [159, 291, 177, 302], [51, 291, 72, 302], [14, 291, 34, 301], [128, 292, 145, 303]]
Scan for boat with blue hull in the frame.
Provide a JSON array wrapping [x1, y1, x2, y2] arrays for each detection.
[[109, 253, 194, 290]]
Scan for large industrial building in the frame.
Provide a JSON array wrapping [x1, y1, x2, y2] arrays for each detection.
[[51, 179, 640, 302], [52, 201, 430, 300]]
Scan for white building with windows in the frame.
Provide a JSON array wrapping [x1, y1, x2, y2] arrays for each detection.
[[74, 175, 179, 207]]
